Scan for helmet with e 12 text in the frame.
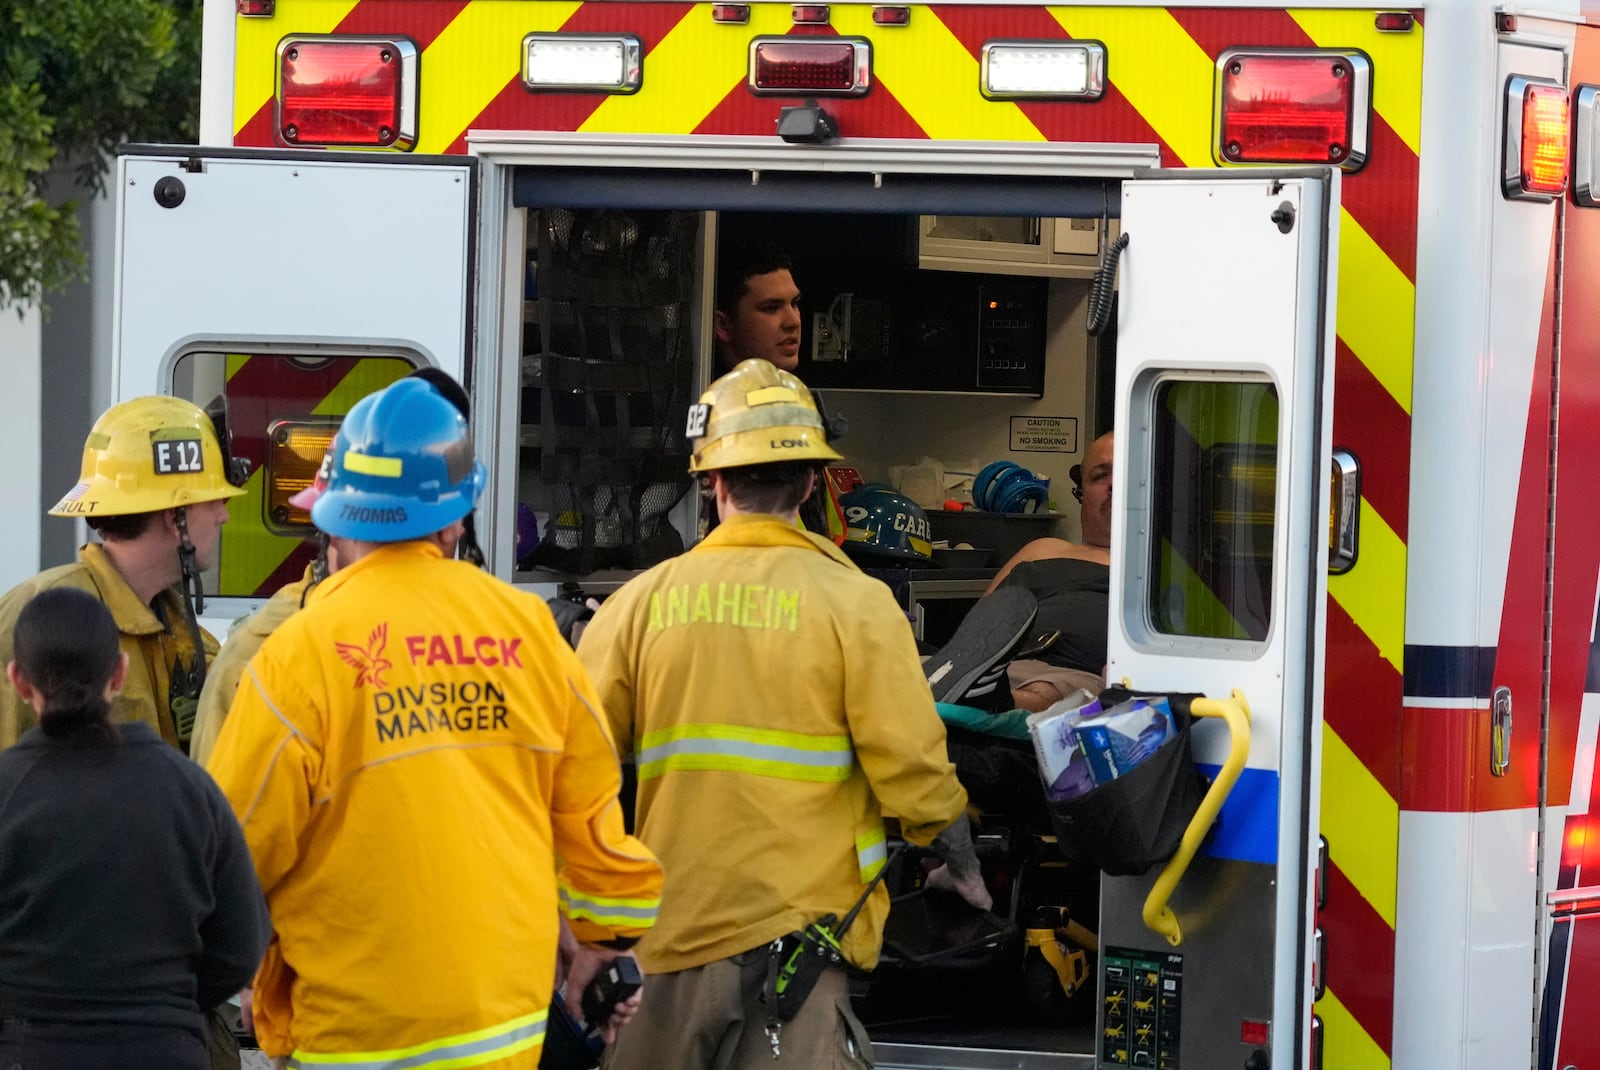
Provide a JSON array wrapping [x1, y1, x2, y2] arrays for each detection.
[[50, 395, 249, 518], [838, 483, 933, 565], [311, 378, 486, 542], [686, 359, 843, 473]]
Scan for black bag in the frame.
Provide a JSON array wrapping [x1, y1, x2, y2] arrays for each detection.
[[1044, 686, 1210, 877]]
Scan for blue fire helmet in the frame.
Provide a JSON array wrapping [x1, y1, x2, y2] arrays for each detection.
[[839, 483, 933, 565], [973, 460, 1050, 514], [312, 378, 486, 542]]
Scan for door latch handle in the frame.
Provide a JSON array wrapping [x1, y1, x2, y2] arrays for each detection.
[[1491, 686, 1512, 777]]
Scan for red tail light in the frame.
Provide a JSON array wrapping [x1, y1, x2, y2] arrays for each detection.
[[748, 37, 871, 96], [711, 4, 750, 22], [276, 38, 417, 149], [1503, 76, 1569, 200], [1215, 50, 1372, 170]]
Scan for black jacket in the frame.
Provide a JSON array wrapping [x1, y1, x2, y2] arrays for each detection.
[[0, 722, 269, 1034]]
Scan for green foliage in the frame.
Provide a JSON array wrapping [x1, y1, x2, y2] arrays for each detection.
[[0, 0, 201, 310]]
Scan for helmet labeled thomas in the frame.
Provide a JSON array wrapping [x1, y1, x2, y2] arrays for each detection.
[[686, 358, 843, 473], [839, 483, 933, 565], [50, 396, 248, 518], [288, 367, 472, 515], [311, 378, 486, 542]]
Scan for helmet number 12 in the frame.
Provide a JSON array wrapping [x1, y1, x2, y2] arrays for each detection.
[[685, 404, 710, 439], [153, 437, 205, 475]]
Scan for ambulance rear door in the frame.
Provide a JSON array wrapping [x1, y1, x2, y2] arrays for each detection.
[[112, 147, 477, 625], [1097, 171, 1337, 1069]]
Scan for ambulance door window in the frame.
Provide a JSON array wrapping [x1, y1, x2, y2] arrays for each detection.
[[1146, 378, 1278, 642], [170, 350, 416, 599]]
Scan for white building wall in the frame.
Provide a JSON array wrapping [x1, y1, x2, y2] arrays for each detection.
[[38, 164, 118, 572], [0, 303, 43, 590]]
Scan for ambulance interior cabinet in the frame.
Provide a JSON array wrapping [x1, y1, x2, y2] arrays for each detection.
[[918, 215, 1119, 279]]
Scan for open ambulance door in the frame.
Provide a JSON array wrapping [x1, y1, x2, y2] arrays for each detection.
[[1098, 171, 1336, 1069], [112, 148, 476, 627]]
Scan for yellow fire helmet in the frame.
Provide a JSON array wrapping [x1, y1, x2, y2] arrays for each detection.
[[50, 395, 249, 518], [686, 359, 844, 473]]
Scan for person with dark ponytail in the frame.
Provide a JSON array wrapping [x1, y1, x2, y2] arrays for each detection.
[[0, 588, 270, 1070], [8, 587, 124, 742]]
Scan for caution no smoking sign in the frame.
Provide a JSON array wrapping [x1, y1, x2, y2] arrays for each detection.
[[1009, 416, 1078, 454]]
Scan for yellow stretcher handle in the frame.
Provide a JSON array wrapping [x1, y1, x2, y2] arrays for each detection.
[[1141, 689, 1252, 947]]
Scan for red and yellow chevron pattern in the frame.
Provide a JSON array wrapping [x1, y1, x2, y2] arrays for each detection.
[[217, 353, 411, 598], [232, 5, 1422, 1064]]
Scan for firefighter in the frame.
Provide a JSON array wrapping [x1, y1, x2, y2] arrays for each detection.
[[206, 377, 662, 1068], [0, 395, 246, 751], [577, 359, 991, 1069], [189, 367, 477, 766], [185, 536, 334, 767]]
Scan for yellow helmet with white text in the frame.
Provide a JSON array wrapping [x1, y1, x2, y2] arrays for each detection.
[[50, 396, 249, 518], [686, 359, 842, 473]]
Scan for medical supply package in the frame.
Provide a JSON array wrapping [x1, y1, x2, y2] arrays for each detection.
[[1028, 692, 1175, 801]]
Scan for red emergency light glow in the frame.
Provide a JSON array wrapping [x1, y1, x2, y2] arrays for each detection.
[[1216, 50, 1371, 170], [749, 38, 870, 96], [1520, 82, 1570, 195], [873, 6, 911, 24], [711, 4, 750, 22], [1502, 76, 1570, 200], [277, 38, 417, 149], [1240, 1019, 1271, 1047], [1564, 818, 1591, 860]]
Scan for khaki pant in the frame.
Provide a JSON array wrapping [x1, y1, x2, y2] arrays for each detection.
[[206, 1006, 241, 1070], [602, 947, 872, 1070], [1007, 659, 1103, 705]]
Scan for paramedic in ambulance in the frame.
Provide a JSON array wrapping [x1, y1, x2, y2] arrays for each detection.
[[577, 358, 992, 1069], [206, 377, 663, 1068], [923, 431, 1114, 715], [714, 242, 803, 372], [190, 366, 476, 765]]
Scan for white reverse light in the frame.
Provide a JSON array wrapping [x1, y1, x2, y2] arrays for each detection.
[[981, 41, 1106, 100], [522, 34, 642, 93]]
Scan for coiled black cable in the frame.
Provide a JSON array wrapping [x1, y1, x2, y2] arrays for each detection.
[[1087, 230, 1129, 338]]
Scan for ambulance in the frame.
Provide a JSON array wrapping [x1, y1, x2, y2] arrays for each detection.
[[110, 0, 1600, 1066]]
